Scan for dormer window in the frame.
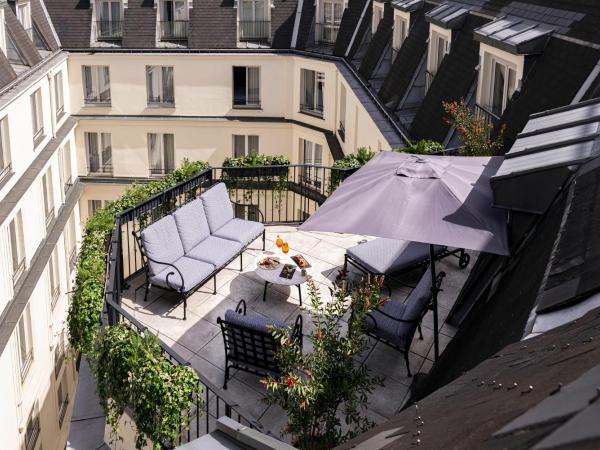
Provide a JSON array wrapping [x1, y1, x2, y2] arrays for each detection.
[[16, 0, 32, 40], [392, 9, 409, 61], [96, 0, 124, 40], [425, 25, 450, 92], [315, 0, 344, 45], [372, 1, 384, 35], [238, 0, 270, 42], [159, 0, 189, 41]]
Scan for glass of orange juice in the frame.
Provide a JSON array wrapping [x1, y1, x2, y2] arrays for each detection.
[[276, 235, 283, 248], [282, 242, 289, 254]]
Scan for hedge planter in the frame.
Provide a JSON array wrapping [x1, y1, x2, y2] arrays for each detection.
[[222, 165, 289, 178]]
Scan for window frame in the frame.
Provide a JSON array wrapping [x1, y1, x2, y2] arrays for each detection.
[[146, 66, 175, 107], [9, 210, 26, 286], [48, 247, 61, 309], [57, 371, 69, 428], [18, 304, 34, 382], [232, 66, 261, 109], [85, 132, 113, 175], [299, 138, 324, 189], [54, 71, 65, 120], [30, 88, 44, 146], [392, 12, 409, 54], [24, 401, 40, 450], [147, 133, 175, 176], [16, 0, 32, 39], [0, 115, 11, 182], [42, 167, 55, 228], [82, 65, 111, 105], [487, 55, 518, 117], [232, 134, 260, 157], [300, 69, 325, 118], [372, 1, 384, 34]]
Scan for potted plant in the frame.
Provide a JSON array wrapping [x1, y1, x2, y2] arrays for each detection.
[[329, 147, 375, 193]]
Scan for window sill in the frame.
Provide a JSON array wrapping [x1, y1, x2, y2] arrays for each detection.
[[83, 101, 112, 108], [33, 133, 46, 149], [147, 103, 176, 109], [299, 109, 324, 120], [0, 169, 14, 191], [232, 104, 262, 110]]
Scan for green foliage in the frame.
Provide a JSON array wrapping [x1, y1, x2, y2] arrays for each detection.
[[262, 278, 385, 449], [395, 139, 444, 155], [67, 159, 208, 448], [96, 324, 200, 450], [331, 147, 375, 169], [68, 159, 209, 355], [222, 151, 290, 167], [443, 100, 505, 156]]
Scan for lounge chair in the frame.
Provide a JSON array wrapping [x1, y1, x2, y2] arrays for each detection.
[[360, 270, 446, 377], [217, 299, 303, 389]]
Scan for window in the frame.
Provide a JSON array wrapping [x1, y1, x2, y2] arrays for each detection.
[[393, 14, 408, 58], [426, 29, 450, 91], [300, 138, 323, 189], [6, 30, 26, 65], [57, 372, 69, 428], [9, 211, 26, 285], [42, 167, 55, 228], [16, 1, 32, 39], [238, 0, 269, 40], [339, 84, 346, 141], [148, 133, 175, 176], [0, 116, 11, 181], [233, 134, 259, 157], [18, 304, 34, 382], [317, 0, 343, 43], [488, 57, 517, 117], [32, 23, 49, 51], [48, 248, 60, 309], [85, 132, 112, 175], [146, 66, 174, 106], [159, 0, 188, 39], [97, 0, 123, 39], [24, 402, 40, 450], [58, 142, 73, 198], [88, 200, 105, 217], [300, 69, 324, 117], [30, 88, 44, 145], [54, 330, 65, 378], [232, 66, 260, 108], [372, 1, 384, 34], [54, 71, 65, 119], [82, 66, 111, 104], [66, 213, 77, 271]]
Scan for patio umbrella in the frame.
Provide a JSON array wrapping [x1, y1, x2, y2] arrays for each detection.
[[300, 151, 509, 359]]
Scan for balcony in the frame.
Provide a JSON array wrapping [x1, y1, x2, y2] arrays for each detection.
[[238, 20, 270, 42], [159, 20, 189, 40], [101, 165, 469, 445], [474, 103, 502, 137], [315, 22, 340, 45], [96, 20, 124, 40]]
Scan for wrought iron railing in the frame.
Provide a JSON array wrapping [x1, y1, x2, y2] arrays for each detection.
[[149, 167, 174, 177], [102, 164, 357, 443], [474, 103, 501, 137], [299, 102, 324, 117], [96, 20, 124, 39], [160, 20, 189, 40], [0, 162, 11, 182], [238, 20, 270, 41], [315, 22, 340, 44], [13, 258, 25, 286]]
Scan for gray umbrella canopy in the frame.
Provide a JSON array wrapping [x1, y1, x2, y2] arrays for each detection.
[[301, 151, 509, 256]]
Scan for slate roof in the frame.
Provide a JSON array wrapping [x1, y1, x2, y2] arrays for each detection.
[[31, 0, 60, 50], [122, 0, 156, 49], [189, 0, 237, 49], [409, 14, 488, 142], [474, 15, 553, 55], [270, 0, 297, 49], [392, 0, 423, 13], [425, 2, 469, 29], [358, 1, 393, 80], [4, 4, 42, 65], [333, 0, 370, 57], [294, 0, 315, 50], [336, 305, 600, 450], [44, 0, 92, 49]]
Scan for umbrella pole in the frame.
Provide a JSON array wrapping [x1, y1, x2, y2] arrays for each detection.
[[429, 244, 439, 361]]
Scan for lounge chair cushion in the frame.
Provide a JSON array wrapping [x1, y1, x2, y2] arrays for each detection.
[[150, 256, 215, 292], [364, 300, 407, 346], [172, 199, 211, 253], [347, 238, 446, 274], [186, 236, 243, 267], [224, 309, 287, 333], [213, 218, 264, 246], [140, 216, 185, 276], [200, 183, 234, 233]]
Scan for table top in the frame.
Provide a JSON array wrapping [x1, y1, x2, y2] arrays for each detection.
[[254, 251, 309, 286]]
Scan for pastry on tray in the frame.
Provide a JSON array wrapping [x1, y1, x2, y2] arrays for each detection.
[[258, 256, 281, 270], [292, 254, 311, 269]]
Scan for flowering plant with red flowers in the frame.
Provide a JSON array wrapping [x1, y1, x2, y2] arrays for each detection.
[[262, 277, 385, 449]]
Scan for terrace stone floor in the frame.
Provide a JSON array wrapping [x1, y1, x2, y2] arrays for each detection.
[[121, 225, 474, 441]]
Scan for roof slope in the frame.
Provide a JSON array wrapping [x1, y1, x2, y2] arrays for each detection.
[[122, 0, 156, 49], [294, 0, 315, 50], [31, 0, 60, 50], [358, 1, 393, 80], [270, 0, 297, 49], [189, 0, 237, 49], [409, 14, 487, 141], [44, 0, 92, 48], [336, 305, 600, 450], [4, 4, 42, 65], [333, 0, 370, 57]]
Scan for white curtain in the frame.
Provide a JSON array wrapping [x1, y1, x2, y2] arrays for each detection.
[[248, 135, 259, 154], [86, 133, 99, 172], [163, 134, 175, 171], [247, 67, 260, 105], [233, 135, 246, 157], [99, 67, 111, 101], [148, 133, 161, 170], [163, 67, 174, 102]]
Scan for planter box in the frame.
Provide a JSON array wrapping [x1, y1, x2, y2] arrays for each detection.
[[222, 165, 289, 178], [333, 166, 360, 182]]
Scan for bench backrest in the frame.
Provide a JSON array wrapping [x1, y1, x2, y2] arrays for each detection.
[[139, 215, 185, 276], [200, 182, 234, 233]]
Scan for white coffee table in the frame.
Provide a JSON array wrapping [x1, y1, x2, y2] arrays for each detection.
[[255, 251, 309, 306]]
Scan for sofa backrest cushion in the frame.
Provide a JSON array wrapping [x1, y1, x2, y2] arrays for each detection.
[[140, 215, 185, 276], [402, 272, 433, 322], [200, 183, 234, 233], [172, 199, 211, 253]]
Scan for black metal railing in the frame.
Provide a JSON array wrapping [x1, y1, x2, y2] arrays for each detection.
[[300, 102, 324, 118], [148, 95, 175, 106], [238, 20, 270, 41], [25, 415, 40, 450], [54, 340, 65, 378], [96, 20, 124, 39], [338, 121, 345, 142], [160, 20, 189, 40], [45, 208, 55, 229], [69, 246, 77, 272], [315, 22, 340, 44], [59, 395, 69, 427], [88, 164, 113, 176], [474, 103, 501, 137]]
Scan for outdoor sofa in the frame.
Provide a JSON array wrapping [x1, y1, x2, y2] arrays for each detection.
[[134, 182, 265, 319], [359, 270, 446, 377], [218, 299, 303, 389]]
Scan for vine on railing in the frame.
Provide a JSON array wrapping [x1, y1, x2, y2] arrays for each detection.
[[67, 159, 209, 449]]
